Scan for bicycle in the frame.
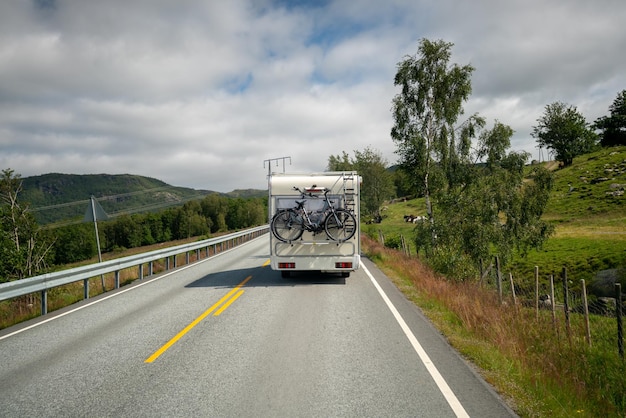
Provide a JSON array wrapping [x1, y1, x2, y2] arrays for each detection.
[[270, 186, 357, 243]]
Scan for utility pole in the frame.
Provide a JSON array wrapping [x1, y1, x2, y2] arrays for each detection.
[[84, 196, 108, 294]]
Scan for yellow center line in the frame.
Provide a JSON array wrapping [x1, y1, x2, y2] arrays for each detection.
[[144, 275, 252, 363], [214, 289, 244, 316], [262, 259, 270, 267]]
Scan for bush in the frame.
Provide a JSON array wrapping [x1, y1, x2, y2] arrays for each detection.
[[384, 234, 403, 250], [426, 245, 478, 282]]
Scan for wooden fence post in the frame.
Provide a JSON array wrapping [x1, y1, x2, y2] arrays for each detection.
[[617, 283, 623, 359], [479, 259, 484, 286], [581, 279, 591, 347], [400, 234, 409, 256], [495, 256, 502, 304], [550, 274, 556, 332], [535, 266, 539, 320], [509, 273, 517, 308], [562, 267, 571, 345]]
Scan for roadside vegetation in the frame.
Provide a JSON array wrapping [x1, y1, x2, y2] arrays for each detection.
[[362, 234, 625, 417]]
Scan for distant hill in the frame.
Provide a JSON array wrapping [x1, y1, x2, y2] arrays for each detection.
[[225, 189, 267, 198], [19, 173, 265, 225]]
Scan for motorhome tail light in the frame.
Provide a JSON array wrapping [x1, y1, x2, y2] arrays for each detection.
[[335, 262, 352, 269], [279, 262, 296, 269]]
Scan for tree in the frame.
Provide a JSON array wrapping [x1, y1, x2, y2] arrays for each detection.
[[594, 90, 626, 147], [0, 169, 53, 282], [53, 224, 96, 264], [352, 147, 394, 218], [327, 148, 394, 219], [476, 121, 514, 169], [391, 38, 476, 240], [326, 151, 353, 171], [200, 194, 229, 232], [389, 41, 555, 279], [532, 102, 598, 167], [412, 122, 554, 279]]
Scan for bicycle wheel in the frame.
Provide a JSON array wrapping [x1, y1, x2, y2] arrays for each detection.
[[271, 209, 304, 242], [324, 209, 357, 242]]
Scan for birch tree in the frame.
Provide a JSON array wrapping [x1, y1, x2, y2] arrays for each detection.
[[391, 38, 476, 241], [0, 169, 53, 282], [391, 41, 554, 280]]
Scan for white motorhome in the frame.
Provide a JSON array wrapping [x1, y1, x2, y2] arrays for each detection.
[[268, 171, 361, 277]]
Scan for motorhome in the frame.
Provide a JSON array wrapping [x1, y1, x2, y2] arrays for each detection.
[[268, 172, 361, 277]]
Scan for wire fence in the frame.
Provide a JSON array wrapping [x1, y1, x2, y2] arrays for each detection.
[[483, 258, 624, 358], [378, 231, 624, 358]]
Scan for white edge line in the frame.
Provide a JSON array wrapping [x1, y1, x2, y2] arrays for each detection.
[[362, 262, 470, 418], [0, 243, 246, 342]]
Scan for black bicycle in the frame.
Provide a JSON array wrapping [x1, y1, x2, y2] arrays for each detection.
[[271, 187, 357, 243]]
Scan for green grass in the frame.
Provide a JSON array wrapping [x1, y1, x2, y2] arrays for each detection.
[[510, 234, 626, 285]]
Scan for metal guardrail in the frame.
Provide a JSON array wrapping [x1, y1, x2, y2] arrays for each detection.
[[0, 225, 269, 315]]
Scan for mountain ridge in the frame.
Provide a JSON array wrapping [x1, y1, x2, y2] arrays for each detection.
[[19, 173, 266, 225]]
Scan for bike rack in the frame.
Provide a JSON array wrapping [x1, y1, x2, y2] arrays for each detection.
[[273, 240, 356, 257]]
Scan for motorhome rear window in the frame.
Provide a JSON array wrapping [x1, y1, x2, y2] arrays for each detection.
[[275, 195, 343, 211]]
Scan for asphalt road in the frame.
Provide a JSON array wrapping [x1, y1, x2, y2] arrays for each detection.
[[0, 236, 517, 417]]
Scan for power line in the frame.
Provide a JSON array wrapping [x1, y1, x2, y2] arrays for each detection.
[[28, 185, 179, 212], [39, 193, 209, 229]]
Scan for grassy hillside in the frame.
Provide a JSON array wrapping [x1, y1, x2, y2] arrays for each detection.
[[514, 146, 626, 287], [364, 146, 626, 290], [542, 146, 625, 221], [20, 173, 213, 225]]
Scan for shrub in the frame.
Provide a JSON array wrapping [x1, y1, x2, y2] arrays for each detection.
[[384, 234, 402, 250]]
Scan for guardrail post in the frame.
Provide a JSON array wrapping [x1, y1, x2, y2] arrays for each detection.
[[41, 289, 48, 315], [186, 252, 190, 265], [149, 261, 154, 276], [139, 264, 144, 280], [84, 279, 89, 300], [115, 270, 120, 289]]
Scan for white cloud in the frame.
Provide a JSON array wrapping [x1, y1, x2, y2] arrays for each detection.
[[0, 0, 625, 192]]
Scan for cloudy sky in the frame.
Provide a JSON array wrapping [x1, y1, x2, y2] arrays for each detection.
[[1, 0, 625, 192]]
